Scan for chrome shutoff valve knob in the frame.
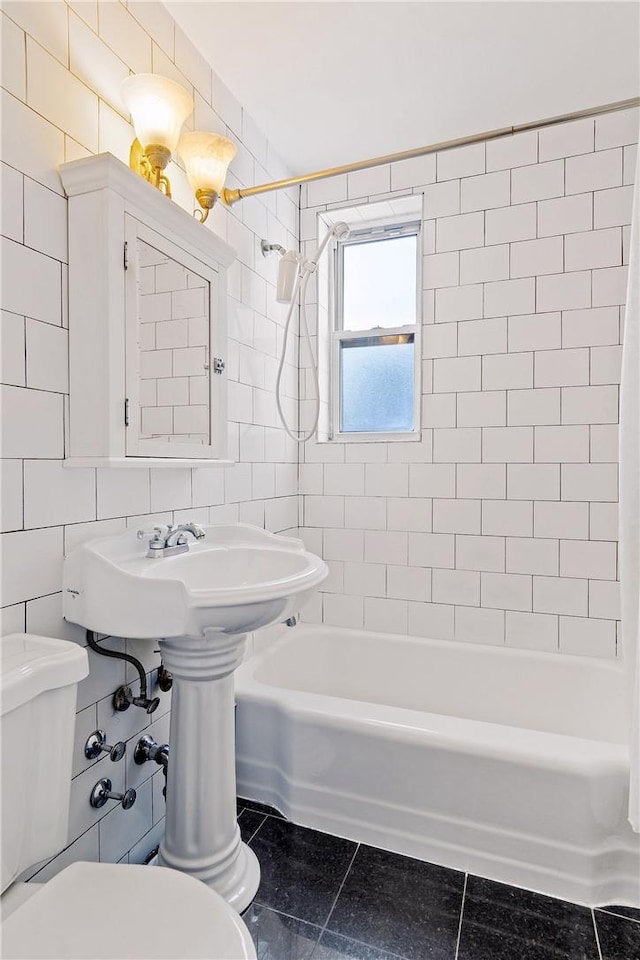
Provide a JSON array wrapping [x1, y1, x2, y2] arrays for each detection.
[[90, 778, 136, 810], [113, 684, 160, 715], [157, 663, 173, 692], [84, 730, 126, 762], [134, 734, 169, 770]]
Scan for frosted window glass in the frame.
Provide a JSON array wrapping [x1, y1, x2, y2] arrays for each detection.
[[340, 340, 414, 433], [342, 235, 417, 331]]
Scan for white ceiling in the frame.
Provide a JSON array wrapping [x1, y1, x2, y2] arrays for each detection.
[[167, 1, 640, 174]]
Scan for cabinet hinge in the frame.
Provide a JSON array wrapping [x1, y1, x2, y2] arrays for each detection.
[[123, 241, 128, 271], [124, 398, 130, 427], [213, 357, 226, 375]]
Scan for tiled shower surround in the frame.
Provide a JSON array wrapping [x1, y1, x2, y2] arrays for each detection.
[[0, 0, 638, 886], [299, 107, 638, 660], [0, 0, 299, 875]]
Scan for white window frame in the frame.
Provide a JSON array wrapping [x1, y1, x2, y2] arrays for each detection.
[[329, 217, 422, 442]]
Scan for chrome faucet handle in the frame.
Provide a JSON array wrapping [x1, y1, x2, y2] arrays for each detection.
[[137, 525, 168, 546], [84, 729, 126, 762], [90, 778, 136, 810]]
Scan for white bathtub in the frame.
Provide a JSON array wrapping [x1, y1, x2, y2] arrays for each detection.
[[235, 623, 640, 907]]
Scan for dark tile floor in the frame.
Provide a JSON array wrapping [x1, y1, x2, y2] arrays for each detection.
[[237, 798, 640, 960]]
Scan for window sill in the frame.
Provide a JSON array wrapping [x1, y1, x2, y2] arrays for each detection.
[[323, 430, 422, 443], [63, 457, 234, 468]]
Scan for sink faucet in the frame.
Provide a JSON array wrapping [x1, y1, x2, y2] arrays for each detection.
[[165, 523, 206, 547], [138, 523, 206, 559]]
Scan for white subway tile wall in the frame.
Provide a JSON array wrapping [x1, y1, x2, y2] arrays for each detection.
[[300, 107, 637, 663], [1, 0, 299, 880]]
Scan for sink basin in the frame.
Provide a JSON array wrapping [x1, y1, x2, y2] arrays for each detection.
[[63, 524, 328, 639]]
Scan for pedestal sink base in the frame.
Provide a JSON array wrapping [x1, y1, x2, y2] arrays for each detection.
[[158, 842, 260, 913], [143, 843, 260, 913], [140, 849, 260, 913], [63, 524, 329, 914], [158, 631, 261, 913]]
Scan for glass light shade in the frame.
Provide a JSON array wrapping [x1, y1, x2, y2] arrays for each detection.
[[178, 131, 237, 196], [121, 74, 193, 154]]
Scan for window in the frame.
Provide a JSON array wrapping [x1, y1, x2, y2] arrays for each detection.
[[331, 219, 421, 440]]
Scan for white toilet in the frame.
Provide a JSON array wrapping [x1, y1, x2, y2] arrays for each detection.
[[0, 633, 257, 960]]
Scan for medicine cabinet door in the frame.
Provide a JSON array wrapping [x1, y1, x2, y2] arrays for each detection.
[[124, 218, 227, 460]]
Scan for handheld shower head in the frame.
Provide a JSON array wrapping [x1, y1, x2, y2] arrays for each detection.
[[274, 221, 351, 303], [331, 221, 350, 241], [309, 220, 351, 267], [276, 250, 302, 303]]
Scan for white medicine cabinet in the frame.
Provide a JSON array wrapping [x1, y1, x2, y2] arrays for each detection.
[[60, 153, 235, 467]]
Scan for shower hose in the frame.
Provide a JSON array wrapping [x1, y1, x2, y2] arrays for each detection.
[[275, 265, 320, 444]]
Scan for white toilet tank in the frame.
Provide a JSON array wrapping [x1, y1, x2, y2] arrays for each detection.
[[0, 634, 89, 892]]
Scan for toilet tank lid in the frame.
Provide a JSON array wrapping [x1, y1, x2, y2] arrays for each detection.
[[0, 634, 89, 716]]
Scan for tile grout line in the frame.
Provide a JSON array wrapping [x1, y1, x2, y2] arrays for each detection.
[[591, 907, 604, 960], [310, 927, 412, 960], [597, 907, 640, 925], [304, 843, 415, 960], [315, 842, 360, 942], [250, 900, 321, 928], [240, 810, 267, 846], [454, 872, 469, 960]]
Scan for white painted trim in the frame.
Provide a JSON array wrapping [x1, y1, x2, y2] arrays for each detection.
[[328, 219, 423, 440], [63, 458, 234, 468], [325, 430, 422, 444]]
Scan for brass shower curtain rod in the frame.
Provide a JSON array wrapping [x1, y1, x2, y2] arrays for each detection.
[[221, 95, 640, 206]]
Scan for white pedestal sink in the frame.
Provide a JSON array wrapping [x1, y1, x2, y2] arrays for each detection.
[[63, 524, 328, 912]]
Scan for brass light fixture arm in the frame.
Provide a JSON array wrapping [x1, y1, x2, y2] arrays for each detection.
[[193, 188, 219, 224], [129, 138, 173, 198], [155, 169, 172, 198], [222, 95, 640, 206]]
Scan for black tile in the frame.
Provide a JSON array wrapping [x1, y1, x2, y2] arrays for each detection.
[[242, 902, 321, 959], [457, 875, 599, 959], [238, 807, 266, 843], [326, 844, 464, 960], [238, 796, 286, 819], [249, 816, 358, 926], [599, 905, 640, 923], [313, 930, 406, 960], [595, 910, 640, 960]]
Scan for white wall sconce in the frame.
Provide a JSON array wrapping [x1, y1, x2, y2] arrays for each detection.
[[121, 73, 193, 199], [178, 131, 237, 223]]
